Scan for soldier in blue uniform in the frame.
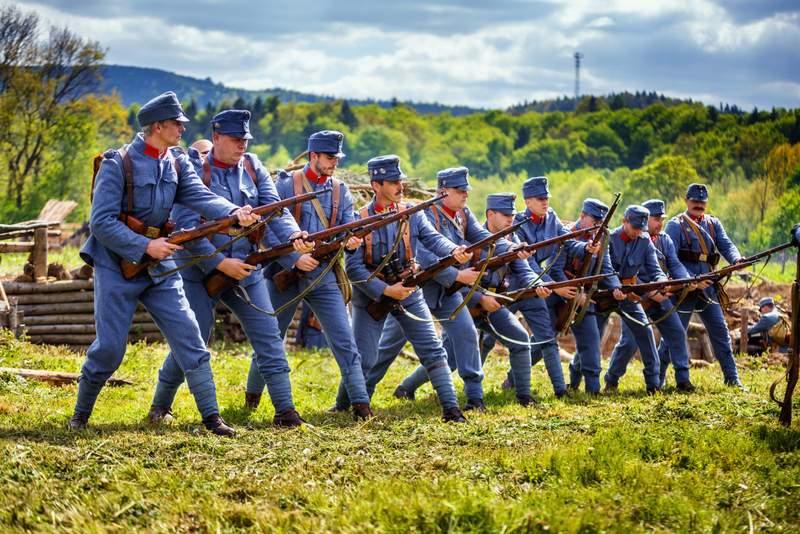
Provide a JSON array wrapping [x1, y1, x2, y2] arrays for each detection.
[[147, 110, 314, 428], [244, 130, 375, 419], [389, 167, 508, 411], [471, 193, 550, 404], [745, 297, 786, 353], [606, 200, 698, 391], [335, 155, 470, 422], [380, 193, 546, 406], [73, 92, 258, 435], [664, 183, 745, 388], [600, 206, 667, 393], [554, 199, 621, 394], [492, 177, 590, 397]]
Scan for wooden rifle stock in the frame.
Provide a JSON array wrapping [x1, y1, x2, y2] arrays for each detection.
[[504, 273, 611, 302], [444, 223, 601, 296], [119, 187, 329, 280], [204, 210, 394, 297], [270, 194, 448, 293], [365, 217, 528, 321]]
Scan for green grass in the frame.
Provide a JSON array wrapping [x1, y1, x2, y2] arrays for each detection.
[[1, 332, 799, 532]]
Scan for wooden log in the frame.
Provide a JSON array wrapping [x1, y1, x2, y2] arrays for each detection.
[[24, 323, 160, 335], [700, 332, 715, 362], [14, 291, 95, 305], [24, 312, 152, 325], [740, 308, 749, 355], [0, 242, 34, 253], [2, 279, 93, 294], [32, 227, 48, 282], [0, 367, 132, 386], [0, 228, 61, 241], [19, 302, 94, 315], [28, 332, 164, 344]]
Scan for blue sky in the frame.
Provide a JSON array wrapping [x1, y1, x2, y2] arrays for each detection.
[[12, 0, 800, 109]]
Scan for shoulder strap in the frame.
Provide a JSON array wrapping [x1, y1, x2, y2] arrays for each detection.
[[330, 178, 341, 227], [119, 146, 134, 213], [243, 154, 258, 186], [292, 170, 304, 222], [705, 215, 717, 242], [400, 203, 414, 263], [431, 205, 442, 231], [681, 214, 711, 256], [360, 206, 373, 265]]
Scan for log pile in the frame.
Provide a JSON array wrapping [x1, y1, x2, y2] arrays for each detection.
[[1, 279, 163, 351]]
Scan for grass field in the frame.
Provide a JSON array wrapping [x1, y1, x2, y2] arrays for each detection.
[[1, 332, 799, 532]]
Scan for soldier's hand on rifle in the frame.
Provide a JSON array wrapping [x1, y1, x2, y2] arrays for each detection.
[[146, 238, 183, 260], [646, 290, 669, 303], [217, 258, 256, 280], [612, 288, 626, 301], [554, 286, 578, 299], [455, 267, 481, 285], [294, 254, 320, 272], [290, 231, 315, 254], [627, 293, 642, 303], [480, 295, 502, 313], [516, 248, 533, 260], [452, 246, 472, 264], [233, 205, 259, 227], [535, 285, 552, 298], [696, 279, 713, 290], [346, 235, 363, 251], [384, 282, 416, 300], [585, 241, 601, 255]]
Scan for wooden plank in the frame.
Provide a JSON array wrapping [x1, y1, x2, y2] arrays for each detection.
[[24, 323, 160, 335], [0, 242, 34, 253], [2, 279, 93, 294], [32, 227, 48, 282], [23, 312, 152, 325], [28, 332, 164, 344], [0, 367, 132, 386], [15, 292, 94, 305], [19, 302, 95, 315], [740, 308, 749, 355]]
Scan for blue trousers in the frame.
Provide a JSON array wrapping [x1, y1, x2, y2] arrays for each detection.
[[405, 306, 532, 399], [608, 300, 691, 386], [670, 288, 739, 383], [76, 266, 219, 418], [600, 301, 661, 389], [392, 292, 484, 401], [565, 301, 604, 394], [336, 292, 459, 410], [152, 278, 295, 413], [246, 278, 370, 405]]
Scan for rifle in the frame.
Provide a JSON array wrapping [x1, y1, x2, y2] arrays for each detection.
[[591, 240, 796, 310], [204, 209, 395, 297], [444, 223, 600, 296], [557, 193, 622, 333], [271, 193, 449, 292], [365, 217, 529, 321], [503, 274, 612, 302], [120, 187, 330, 280]]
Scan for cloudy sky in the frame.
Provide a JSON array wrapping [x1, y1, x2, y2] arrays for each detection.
[[10, 0, 800, 109]]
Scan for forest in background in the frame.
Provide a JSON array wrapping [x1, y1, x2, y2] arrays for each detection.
[[1, 4, 799, 257]]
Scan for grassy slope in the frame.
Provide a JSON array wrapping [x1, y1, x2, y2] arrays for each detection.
[[1, 333, 799, 532]]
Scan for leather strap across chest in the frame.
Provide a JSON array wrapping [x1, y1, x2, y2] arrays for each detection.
[[361, 204, 413, 266], [292, 170, 340, 228]]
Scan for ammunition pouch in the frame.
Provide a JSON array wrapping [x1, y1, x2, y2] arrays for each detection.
[[679, 249, 720, 266], [119, 213, 175, 239]]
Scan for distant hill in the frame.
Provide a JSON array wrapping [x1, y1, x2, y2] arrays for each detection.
[[98, 65, 482, 116], [507, 91, 745, 114]]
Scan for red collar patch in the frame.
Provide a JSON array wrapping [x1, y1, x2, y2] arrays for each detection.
[[143, 142, 165, 159], [305, 165, 329, 185]]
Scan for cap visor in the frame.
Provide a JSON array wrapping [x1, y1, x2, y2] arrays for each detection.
[[175, 113, 190, 123]]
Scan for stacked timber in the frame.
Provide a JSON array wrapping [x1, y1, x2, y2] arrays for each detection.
[[2, 279, 162, 351]]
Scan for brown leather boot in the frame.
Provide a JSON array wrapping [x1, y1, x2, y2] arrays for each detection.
[[147, 405, 175, 425], [68, 412, 89, 431], [352, 403, 374, 420], [274, 408, 305, 428], [244, 392, 262, 410], [202, 414, 236, 437], [442, 407, 467, 423]]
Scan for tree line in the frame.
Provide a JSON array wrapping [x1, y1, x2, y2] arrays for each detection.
[[0, 3, 798, 257]]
